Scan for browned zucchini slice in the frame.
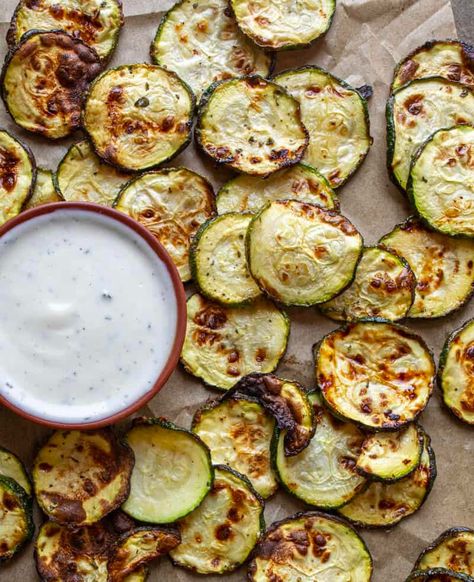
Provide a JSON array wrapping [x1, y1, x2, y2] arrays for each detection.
[[415, 527, 474, 577], [0, 476, 34, 563], [406, 568, 472, 581], [0, 446, 31, 496], [24, 168, 62, 210]]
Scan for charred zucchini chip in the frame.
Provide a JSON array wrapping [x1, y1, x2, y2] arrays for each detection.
[[181, 294, 289, 390], [387, 78, 474, 190], [122, 418, 213, 524], [151, 0, 272, 100], [169, 465, 264, 574], [114, 167, 215, 282], [275, 67, 372, 187], [33, 429, 134, 526], [274, 392, 366, 509], [415, 527, 474, 577], [2, 31, 101, 139], [0, 446, 31, 496], [248, 511, 373, 581], [380, 217, 474, 318], [192, 397, 277, 498], [316, 321, 435, 430], [24, 168, 62, 210], [216, 163, 338, 214], [247, 200, 363, 306], [230, 0, 335, 51], [407, 569, 473, 582], [196, 76, 308, 176], [83, 64, 194, 172], [0, 476, 33, 563]]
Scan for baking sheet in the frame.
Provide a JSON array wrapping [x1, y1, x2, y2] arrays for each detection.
[[0, 0, 472, 580]]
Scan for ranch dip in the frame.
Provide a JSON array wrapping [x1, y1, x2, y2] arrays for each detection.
[[0, 209, 177, 424]]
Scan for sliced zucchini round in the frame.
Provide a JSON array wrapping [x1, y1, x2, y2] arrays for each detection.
[[247, 200, 363, 306], [248, 510, 373, 581], [0, 446, 31, 496], [151, 0, 273, 100], [122, 418, 213, 524], [192, 397, 277, 498], [0, 475, 33, 563], [380, 217, 474, 318], [274, 67, 372, 187], [33, 429, 134, 526], [24, 167, 62, 210], [274, 392, 366, 509], [407, 568, 473, 582], [2, 31, 102, 139], [315, 321, 435, 430], [83, 64, 194, 172], [387, 77, 474, 191], [230, 0, 336, 51], [216, 163, 338, 214], [415, 527, 474, 577], [169, 465, 264, 574], [181, 293, 289, 390], [196, 76, 308, 176], [114, 167, 215, 282], [320, 246, 416, 322]]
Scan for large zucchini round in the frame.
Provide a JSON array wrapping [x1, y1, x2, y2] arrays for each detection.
[[247, 200, 363, 306], [196, 76, 308, 176], [0, 475, 34, 563], [24, 167, 62, 210], [406, 569, 472, 581], [0, 446, 31, 496], [83, 64, 195, 171], [414, 527, 474, 577]]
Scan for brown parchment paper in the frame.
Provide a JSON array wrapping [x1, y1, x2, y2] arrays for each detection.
[[0, 1, 472, 580]]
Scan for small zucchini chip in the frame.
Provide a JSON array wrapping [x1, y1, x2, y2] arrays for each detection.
[[407, 568, 472, 582], [248, 511, 373, 581], [0, 446, 31, 496], [169, 465, 264, 574], [414, 527, 474, 577], [230, 0, 336, 51], [196, 76, 308, 176], [83, 64, 194, 172], [247, 200, 363, 306], [274, 392, 366, 509], [192, 397, 278, 498], [122, 418, 213, 524], [380, 217, 474, 318], [150, 0, 272, 100], [274, 67, 372, 187], [216, 163, 338, 214], [24, 168, 62, 210], [387, 78, 474, 191], [0, 476, 33, 563], [33, 429, 134, 526], [2, 31, 102, 140], [315, 321, 435, 430], [181, 294, 289, 390]]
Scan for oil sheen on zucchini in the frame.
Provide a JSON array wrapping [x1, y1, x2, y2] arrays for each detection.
[[169, 465, 264, 575], [115, 168, 215, 282], [83, 64, 194, 171], [0, 475, 34, 563], [24, 168, 62, 210], [406, 569, 472, 582], [247, 200, 362, 306], [275, 67, 371, 187], [181, 294, 289, 390], [151, 0, 272, 99], [415, 527, 474, 577], [0, 446, 31, 496], [316, 321, 435, 430], [248, 511, 373, 581], [196, 76, 308, 175], [380, 217, 474, 318], [122, 418, 213, 524]]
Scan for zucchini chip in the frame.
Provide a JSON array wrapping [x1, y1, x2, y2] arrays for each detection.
[[320, 246, 416, 322], [192, 397, 278, 498], [24, 168, 62, 210], [115, 168, 215, 282], [181, 294, 289, 390], [407, 569, 472, 582], [248, 511, 373, 581], [216, 163, 338, 214], [83, 64, 195, 172], [415, 527, 474, 577], [122, 418, 213, 524], [191, 213, 261, 305], [230, 0, 336, 51], [196, 76, 308, 176], [408, 125, 474, 237], [315, 321, 435, 430], [33, 429, 134, 526], [2, 31, 102, 139], [387, 78, 474, 190], [380, 217, 474, 318], [274, 392, 366, 509], [151, 0, 272, 100], [0, 476, 34, 563], [169, 465, 264, 574], [247, 200, 363, 306], [0, 446, 31, 496], [439, 319, 474, 425], [275, 67, 372, 187]]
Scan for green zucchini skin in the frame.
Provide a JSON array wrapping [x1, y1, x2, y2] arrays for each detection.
[[0, 446, 32, 496], [414, 527, 474, 576], [0, 475, 34, 563], [406, 568, 473, 582]]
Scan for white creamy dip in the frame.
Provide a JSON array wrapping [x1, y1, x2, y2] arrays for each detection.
[[0, 209, 177, 424]]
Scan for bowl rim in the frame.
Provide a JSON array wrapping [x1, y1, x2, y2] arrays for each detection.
[[0, 201, 187, 429]]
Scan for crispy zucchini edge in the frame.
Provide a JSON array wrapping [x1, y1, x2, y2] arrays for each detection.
[[406, 568, 473, 582], [413, 527, 474, 572], [0, 474, 34, 563], [0, 127, 37, 210]]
